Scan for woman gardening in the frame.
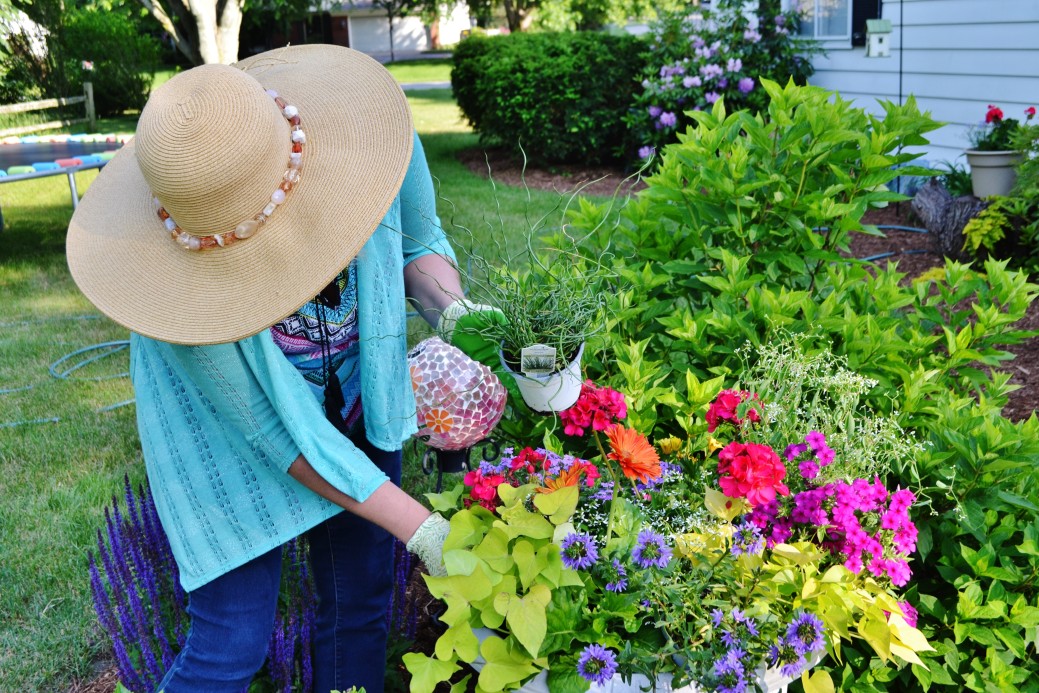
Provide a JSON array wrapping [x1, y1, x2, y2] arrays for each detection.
[[66, 45, 494, 692]]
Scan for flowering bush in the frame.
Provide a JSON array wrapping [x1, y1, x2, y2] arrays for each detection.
[[404, 345, 931, 693], [628, 0, 817, 160], [967, 103, 1037, 151]]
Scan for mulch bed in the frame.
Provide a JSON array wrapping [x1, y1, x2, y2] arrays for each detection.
[[70, 150, 1038, 693]]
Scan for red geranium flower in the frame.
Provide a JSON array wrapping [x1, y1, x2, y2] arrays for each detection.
[[985, 105, 1004, 123], [717, 441, 790, 507], [705, 389, 762, 433], [1026, 106, 1036, 119], [560, 381, 627, 437]]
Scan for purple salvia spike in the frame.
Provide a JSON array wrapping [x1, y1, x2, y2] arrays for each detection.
[[302, 597, 314, 693], [88, 550, 143, 688], [96, 529, 138, 657]]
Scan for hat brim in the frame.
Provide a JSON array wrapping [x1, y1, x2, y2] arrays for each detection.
[[67, 45, 414, 345]]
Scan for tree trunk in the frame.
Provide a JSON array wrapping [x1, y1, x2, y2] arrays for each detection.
[[216, 0, 243, 64], [388, 12, 396, 62], [911, 179, 988, 262]]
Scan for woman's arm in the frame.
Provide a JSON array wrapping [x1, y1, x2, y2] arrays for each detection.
[[404, 252, 464, 328], [287, 454, 430, 542]]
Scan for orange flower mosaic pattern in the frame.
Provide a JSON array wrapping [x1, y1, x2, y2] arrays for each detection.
[[424, 408, 454, 435]]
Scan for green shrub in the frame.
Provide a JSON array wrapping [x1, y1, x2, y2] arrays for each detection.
[[450, 31, 646, 165], [558, 79, 1039, 690], [59, 8, 159, 116]]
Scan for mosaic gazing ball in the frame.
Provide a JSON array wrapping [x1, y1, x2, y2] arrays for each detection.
[[408, 337, 506, 450]]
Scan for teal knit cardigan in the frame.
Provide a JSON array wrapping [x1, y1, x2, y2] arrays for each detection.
[[131, 133, 455, 590]]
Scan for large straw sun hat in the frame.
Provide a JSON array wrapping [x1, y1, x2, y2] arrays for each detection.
[[67, 44, 414, 345]]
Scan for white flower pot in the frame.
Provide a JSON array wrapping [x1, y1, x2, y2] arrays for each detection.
[[469, 628, 818, 693], [965, 149, 1022, 197], [500, 342, 584, 413]]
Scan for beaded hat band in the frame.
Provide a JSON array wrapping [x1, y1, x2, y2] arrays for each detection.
[[66, 45, 414, 345]]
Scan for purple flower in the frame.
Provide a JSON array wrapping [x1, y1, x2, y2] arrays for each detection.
[[577, 644, 618, 685], [648, 105, 662, 118], [738, 77, 755, 94], [659, 111, 677, 127], [744, 29, 762, 42], [683, 75, 703, 89], [705, 91, 721, 104], [731, 523, 765, 556], [805, 431, 827, 451], [727, 58, 743, 73], [561, 532, 598, 570], [605, 559, 628, 592], [799, 459, 820, 480], [638, 145, 655, 160], [785, 611, 826, 655], [632, 530, 672, 569], [711, 608, 724, 627]]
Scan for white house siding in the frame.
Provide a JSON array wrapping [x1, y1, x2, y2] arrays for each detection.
[[348, 12, 429, 55], [800, 0, 1039, 166]]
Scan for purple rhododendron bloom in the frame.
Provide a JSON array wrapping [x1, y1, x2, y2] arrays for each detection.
[[727, 58, 743, 73], [648, 105, 662, 118], [659, 111, 677, 127], [738, 77, 755, 94], [638, 145, 655, 160], [577, 644, 618, 685], [683, 75, 703, 88], [705, 91, 721, 104], [744, 29, 762, 42]]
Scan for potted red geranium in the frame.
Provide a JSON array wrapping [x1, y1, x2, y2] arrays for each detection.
[[965, 103, 1035, 197]]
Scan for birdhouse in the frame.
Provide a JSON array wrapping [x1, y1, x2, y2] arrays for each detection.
[[866, 19, 893, 58]]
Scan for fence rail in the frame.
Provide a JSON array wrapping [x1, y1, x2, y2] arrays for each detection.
[[0, 83, 96, 137]]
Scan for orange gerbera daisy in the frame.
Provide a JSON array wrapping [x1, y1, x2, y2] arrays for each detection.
[[536, 464, 585, 494], [605, 424, 661, 484]]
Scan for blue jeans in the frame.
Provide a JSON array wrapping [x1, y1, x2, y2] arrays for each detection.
[[156, 436, 402, 693]]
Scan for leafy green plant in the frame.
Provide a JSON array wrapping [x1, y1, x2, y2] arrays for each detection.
[[961, 198, 1009, 254], [934, 159, 973, 198], [562, 78, 1039, 690], [450, 31, 646, 164]]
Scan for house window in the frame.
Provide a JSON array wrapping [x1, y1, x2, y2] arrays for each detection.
[[796, 0, 881, 45]]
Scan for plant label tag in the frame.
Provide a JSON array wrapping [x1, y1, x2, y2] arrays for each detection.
[[520, 344, 557, 377]]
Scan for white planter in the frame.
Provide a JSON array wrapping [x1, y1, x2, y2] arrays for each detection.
[[965, 149, 1022, 197], [500, 343, 584, 413], [469, 628, 817, 693]]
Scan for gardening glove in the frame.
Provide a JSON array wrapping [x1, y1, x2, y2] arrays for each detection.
[[406, 512, 451, 577], [437, 298, 506, 369], [438, 299, 525, 409]]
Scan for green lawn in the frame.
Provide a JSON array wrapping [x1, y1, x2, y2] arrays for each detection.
[[0, 87, 614, 691], [384, 57, 452, 84]]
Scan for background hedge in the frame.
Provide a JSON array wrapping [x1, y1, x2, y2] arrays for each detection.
[[451, 31, 646, 165]]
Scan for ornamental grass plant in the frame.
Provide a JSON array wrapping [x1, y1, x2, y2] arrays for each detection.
[[404, 339, 930, 693]]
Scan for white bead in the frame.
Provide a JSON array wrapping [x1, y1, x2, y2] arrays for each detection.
[[265, 89, 278, 98], [289, 153, 302, 167], [176, 232, 191, 247], [283, 105, 298, 118], [152, 197, 161, 210], [213, 233, 225, 247], [234, 219, 259, 239], [263, 202, 276, 216], [271, 188, 286, 205], [164, 217, 177, 231], [187, 235, 201, 250], [284, 169, 299, 183], [291, 130, 306, 144]]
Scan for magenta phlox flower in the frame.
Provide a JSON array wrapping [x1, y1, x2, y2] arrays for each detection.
[[897, 600, 919, 627], [805, 431, 827, 451], [577, 644, 618, 685], [799, 460, 820, 480]]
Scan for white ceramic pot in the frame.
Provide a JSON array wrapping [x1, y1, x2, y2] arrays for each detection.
[[965, 149, 1022, 197], [500, 343, 584, 413], [469, 627, 818, 693]]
